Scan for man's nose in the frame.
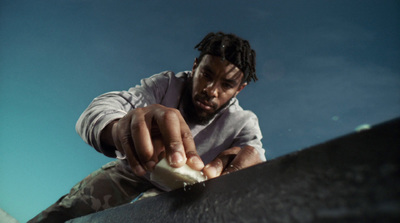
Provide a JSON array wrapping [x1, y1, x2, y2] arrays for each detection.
[[204, 82, 219, 98]]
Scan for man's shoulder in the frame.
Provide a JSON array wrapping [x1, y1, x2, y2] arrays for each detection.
[[228, 99, 257, 115], [175, 70, 191, 79], [221, 99, 259, 123], [148, 70, 190, 80], [143, 70, 190, 90], [146, 71, 190, 108]]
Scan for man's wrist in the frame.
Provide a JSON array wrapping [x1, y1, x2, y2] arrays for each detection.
[[100, 120, 119, 149]]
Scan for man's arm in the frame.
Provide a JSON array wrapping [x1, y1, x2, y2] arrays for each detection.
[[76, 71, 204, 175], [203, 111, 265, 179], [203, 146, 263, 179], [100, 104, 204, 176], [76, 71, 176, 156]]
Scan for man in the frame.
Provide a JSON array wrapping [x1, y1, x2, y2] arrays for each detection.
[[29, 32, 266, 222]]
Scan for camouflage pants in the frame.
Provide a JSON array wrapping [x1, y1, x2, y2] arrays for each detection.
[[28, 160, 154, 223]]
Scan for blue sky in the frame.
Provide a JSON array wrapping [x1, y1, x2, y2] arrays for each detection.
[[0, 0, 399, 222]]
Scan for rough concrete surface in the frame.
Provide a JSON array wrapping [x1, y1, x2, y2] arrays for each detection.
[[69, 118, 400, 223]]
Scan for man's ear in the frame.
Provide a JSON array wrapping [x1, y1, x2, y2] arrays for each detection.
[[191, 58, 199, 76], [234, 82, 247, 97]]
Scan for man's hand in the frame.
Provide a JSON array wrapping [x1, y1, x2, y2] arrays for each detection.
[[101, 104, 204, 176], [202, 146, 263, 179]]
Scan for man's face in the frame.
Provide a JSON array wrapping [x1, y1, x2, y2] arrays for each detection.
[[187, 54, 246, 123]]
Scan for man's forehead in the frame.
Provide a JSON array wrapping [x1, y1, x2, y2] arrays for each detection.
[[224, 66, 243, 81], [200, 55, 243, 81]]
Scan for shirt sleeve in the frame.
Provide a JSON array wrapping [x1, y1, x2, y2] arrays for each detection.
[[231, 111, 266, 161], [75, 71, 173, 157]]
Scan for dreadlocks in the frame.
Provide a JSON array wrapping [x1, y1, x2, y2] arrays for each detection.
[[194, 32, 257, 83]]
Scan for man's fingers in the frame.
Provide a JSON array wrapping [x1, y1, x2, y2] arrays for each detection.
[[116, 117, 146, 176], [156, 109, 187, 167], [113, 104, 201, 175], [203, 146, 262, 179], [150, 106, 201, 169], [221, 146, 262, 176], [130, 108, 155, 167], [111, 120, 124, 156], [179, 116, 203, 170], [186, 151, 204, 171], [124, 141, 146, 176], [148, 137, 165, 170], [203, 147, 240, 179]]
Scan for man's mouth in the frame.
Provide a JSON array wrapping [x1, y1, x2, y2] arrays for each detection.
[[194, 96, 216, 112], [196, 99, 213, 111]]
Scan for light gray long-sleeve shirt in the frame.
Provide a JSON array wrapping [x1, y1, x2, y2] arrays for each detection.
[[76, 71, 266, 165]]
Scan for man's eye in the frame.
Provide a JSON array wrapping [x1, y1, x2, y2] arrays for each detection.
[[222, 83, 233, 89], [202, 73, 212, 80]]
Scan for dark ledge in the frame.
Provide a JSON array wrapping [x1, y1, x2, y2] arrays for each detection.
[[69, 117, 400, 223]]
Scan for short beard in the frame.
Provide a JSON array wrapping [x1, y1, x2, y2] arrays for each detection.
[[181, 77, 232, 125]]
